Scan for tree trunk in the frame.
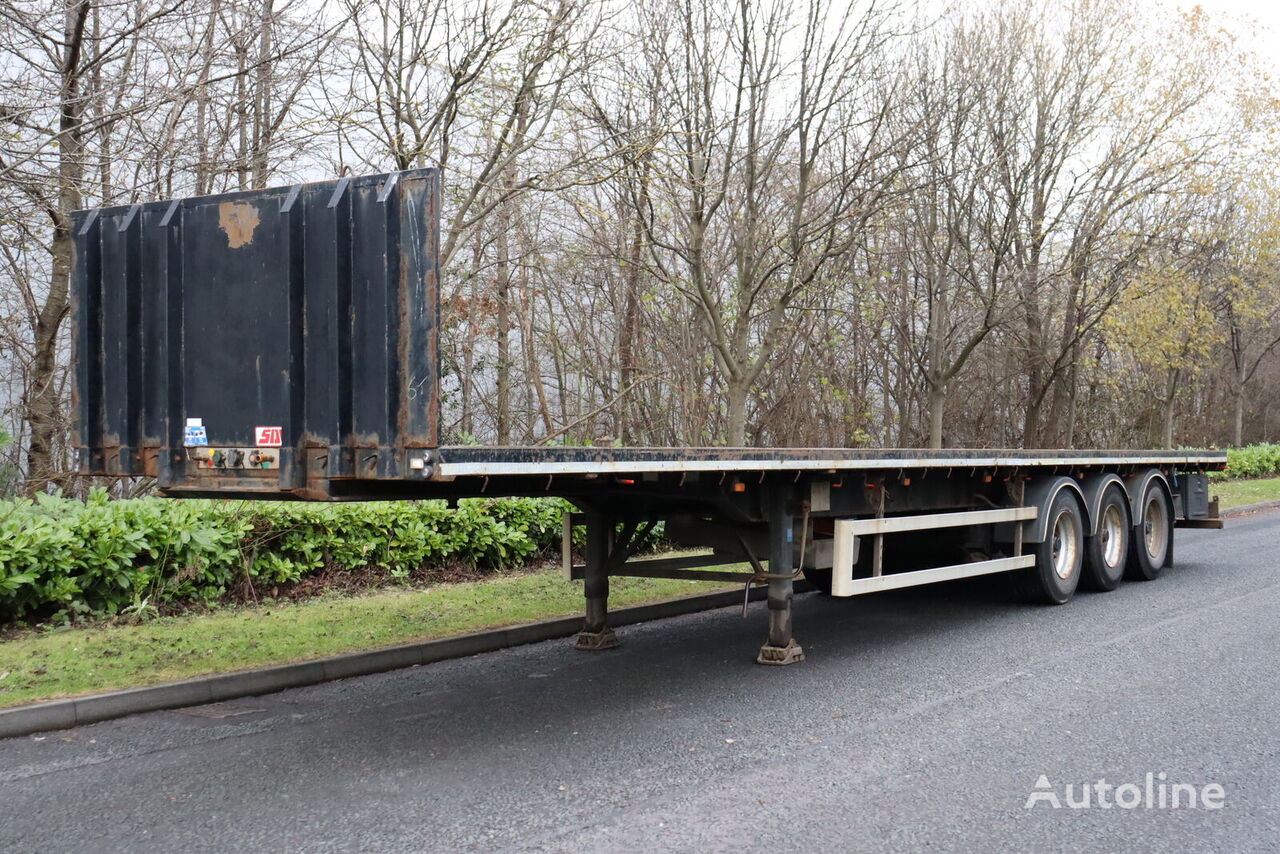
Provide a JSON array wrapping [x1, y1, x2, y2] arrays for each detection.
[[26, 235, 71, 494], [495, 211, 512, 444], [617, 203, 643, 445], [1161, 369, 1181, 449], [1020, 229, 1047, 447], [251, 0, 275, 188], [1233, 382, 1245, 447], [1063, 361, 1078, 449], [26, 0, 90, 495], [926, 382, 945, 449], [725, 382, 748, 446], [1021, 301, 1045, 448], [458, 243, 483, 440]]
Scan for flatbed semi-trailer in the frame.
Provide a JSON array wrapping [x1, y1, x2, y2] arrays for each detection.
[[71, 168, 1227, 664]]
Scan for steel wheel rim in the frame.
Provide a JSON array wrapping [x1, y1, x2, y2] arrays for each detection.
[[1101, 503, 1125, 568], [1144, 493, 1168, 565], [1051, 509, 1079, 580]]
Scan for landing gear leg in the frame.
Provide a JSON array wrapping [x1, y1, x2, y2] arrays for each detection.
[[575, 511, 618, 651], [758, 485, 804, 665]]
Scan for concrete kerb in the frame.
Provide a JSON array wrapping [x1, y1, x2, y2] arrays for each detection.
[[1219, 498, 1280, 518]]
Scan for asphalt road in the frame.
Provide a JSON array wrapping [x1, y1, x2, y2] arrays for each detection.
[[2, 511, 1279, 853]]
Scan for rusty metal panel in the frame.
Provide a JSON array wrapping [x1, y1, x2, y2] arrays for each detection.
[[71, 169, 441, 495]]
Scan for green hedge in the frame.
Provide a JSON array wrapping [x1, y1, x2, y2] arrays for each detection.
[[1211, 443, 1280, 480], [0, 492, 574, 623]]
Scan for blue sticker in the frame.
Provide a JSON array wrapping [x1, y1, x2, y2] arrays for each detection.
[[184, 425, 208, 447]]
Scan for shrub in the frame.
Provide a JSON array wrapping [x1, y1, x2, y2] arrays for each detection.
[[0, 493, 574, 623], [1210, 443, 1280, 480]]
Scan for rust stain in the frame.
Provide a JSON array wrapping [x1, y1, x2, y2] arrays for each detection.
[[140, 447, 160, 478], [218, 202, 260, 248]]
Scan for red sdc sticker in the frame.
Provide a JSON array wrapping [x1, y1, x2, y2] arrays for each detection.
[[255, 426, 283, 447]]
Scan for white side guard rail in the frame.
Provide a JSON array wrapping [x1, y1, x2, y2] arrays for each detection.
[[830, 506, 1037, 597]]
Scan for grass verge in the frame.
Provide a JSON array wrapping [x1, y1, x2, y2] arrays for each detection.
[[0, 569, 732, 709], [1213, 476, 1280, 510]]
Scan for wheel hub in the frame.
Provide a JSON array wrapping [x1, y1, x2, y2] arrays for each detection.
[[1144, 492, 1168, 565], [1051, 510, 1079, 580], [1101, 503, 1125, 568]]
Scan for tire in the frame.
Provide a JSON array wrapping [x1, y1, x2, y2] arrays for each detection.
[[1082, 487, 1129, 592], [1015, 489, 1084, 605], [1126, 479, 1172, 581]]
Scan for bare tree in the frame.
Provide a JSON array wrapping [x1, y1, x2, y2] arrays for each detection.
[[597, 0, 907, 445], [873, 17, 1020, 448]]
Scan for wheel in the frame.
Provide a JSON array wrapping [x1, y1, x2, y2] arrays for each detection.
[[1015, 489, 1084, 605], [1126, 479, 1172, 581], [1082, 486, 1129, 592]]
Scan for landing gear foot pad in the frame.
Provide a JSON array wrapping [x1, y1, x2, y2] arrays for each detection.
[[756, 639, 805, 665], [574, 628, 619, 651]]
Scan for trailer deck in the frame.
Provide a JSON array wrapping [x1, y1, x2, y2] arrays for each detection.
[[424, 445, 1223, 483]]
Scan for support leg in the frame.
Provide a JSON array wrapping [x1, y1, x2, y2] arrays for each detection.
[[757, 485, 805, 665], [575, 510, 618, 651]]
